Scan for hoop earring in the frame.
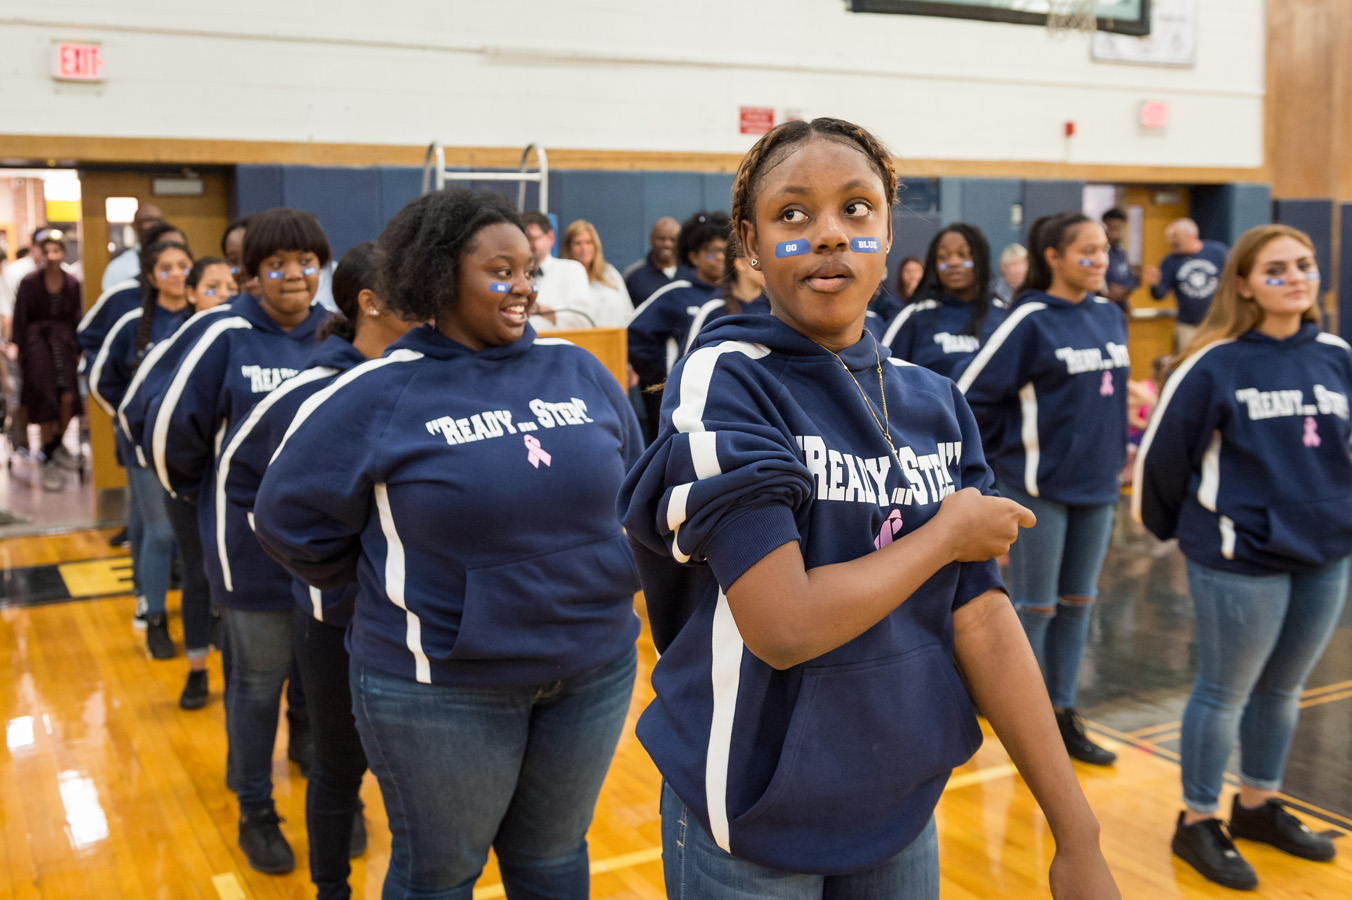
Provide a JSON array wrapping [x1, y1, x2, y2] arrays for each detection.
[[750, 259, 759, 268]]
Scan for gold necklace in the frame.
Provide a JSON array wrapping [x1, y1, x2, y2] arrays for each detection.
[[816, 333, 898, 463]]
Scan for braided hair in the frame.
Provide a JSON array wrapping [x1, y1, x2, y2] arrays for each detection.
[[731, 117, 898, 238], [134, 240, 192, 359]]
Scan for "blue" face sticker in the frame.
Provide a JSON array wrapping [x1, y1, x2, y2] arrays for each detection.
[[1306, 270, 1320, 281], [1078, 258, 1097, 267], [776, 240, 810, 258], [937, 260, 975, 271], [1265, 277, 1285, 286], [851, 237, 881, 253], [264, 270, 283, 280], [302, 266, 318, 277], [490, 282, 513, 294]]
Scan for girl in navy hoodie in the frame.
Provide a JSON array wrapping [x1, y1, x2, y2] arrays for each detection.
[[627, 210, 729, 435], [144, 207, 331, 876], [620, 119, 1117, 898], [1135, 224, 1350, 890], [957, 212, 1128, 768], [89, 240, 195, 662], [220, 242, 414, 900], [253, 189, 643, 899], [882, 222, 1007, 380]]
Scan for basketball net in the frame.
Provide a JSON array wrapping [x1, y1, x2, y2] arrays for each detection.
[[1045, 0, 1099, 39]]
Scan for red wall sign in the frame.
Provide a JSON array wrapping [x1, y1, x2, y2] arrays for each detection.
[[51, 42, 105, 82], [1139, 100, 1170, 129], [739, 106, 775, 135]]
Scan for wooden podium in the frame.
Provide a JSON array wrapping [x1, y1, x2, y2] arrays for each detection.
[[547, 327, 628, 386]]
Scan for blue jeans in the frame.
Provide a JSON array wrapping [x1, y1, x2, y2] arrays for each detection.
[[295, 609, 367, 900], [223, 608, 294, 813], [126, 465, 175, 616], [661, 782, 938, 899], [1181, 558, 1349, 814], [997, 481, 1116, 709], [351, 645, 637, 900]]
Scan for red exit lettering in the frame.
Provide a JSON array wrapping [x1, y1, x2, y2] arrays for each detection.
[[51, 43, 105, 82]]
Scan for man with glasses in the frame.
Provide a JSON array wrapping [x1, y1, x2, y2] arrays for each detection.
[[522, 211, 595, 331]]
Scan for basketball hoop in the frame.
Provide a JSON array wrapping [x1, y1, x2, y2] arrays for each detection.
[[1046, 0, 1099, 39]]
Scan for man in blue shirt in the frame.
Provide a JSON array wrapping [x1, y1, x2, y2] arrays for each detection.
[[1145, 218, 1228, 351], [1102, 207, 1139, 317]]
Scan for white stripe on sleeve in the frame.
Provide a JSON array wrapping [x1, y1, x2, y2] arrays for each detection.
[[1130, 339, 1233, 523], [150, 317, 252, 494], [374, 482, 431, 684], [666, 341, 771, 563], [705, 589, 747, 853], [87, 309, 142, 415], [955, 301, 1045, 395], [214, 366, 339, 593]]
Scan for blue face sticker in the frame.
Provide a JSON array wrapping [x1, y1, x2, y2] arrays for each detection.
[[302, 266, 318, 277], [264, 270, 283, 280], [202, 288, 220, 297], [851, 237, 881, 253], [1265, 277, 1286, 286], [1305, 270, 1320, 281], [1078, 258, 1096, 267], [775, 240, 810, 258], [490, 281, 512, 294], [937, 260, 975, 271]]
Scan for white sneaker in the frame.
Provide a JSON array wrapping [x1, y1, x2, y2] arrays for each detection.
[[51, 445, 81, 471], [133, 595, 148, 629], [41, 460, 66, 492]]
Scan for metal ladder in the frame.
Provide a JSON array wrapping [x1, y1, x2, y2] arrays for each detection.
[[421, 142, 549, 213]]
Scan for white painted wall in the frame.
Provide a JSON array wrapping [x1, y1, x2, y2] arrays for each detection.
[[0, 1, 1263, 168]]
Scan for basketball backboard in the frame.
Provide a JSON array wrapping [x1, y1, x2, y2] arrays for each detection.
[[848, 1, 1151, 37]]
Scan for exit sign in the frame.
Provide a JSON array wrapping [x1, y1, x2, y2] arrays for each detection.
[[51, 41, 105, 82]]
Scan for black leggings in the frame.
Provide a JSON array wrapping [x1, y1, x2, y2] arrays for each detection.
[[294, 607, 367, 900], [165, 495, 212, 656]]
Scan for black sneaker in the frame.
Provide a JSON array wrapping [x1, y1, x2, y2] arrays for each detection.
[[1172, 812, 1258, 890], [179, 670, 209, 710], [349, 806, 367, 858], [108, 527, 129, 548], [145, 614, 177, 660], [1229, 797, 1336, 862], [1056, 708, 1117, 766], [238, 808, 295, 874]]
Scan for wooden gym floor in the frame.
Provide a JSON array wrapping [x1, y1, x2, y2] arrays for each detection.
[[1, 516, 1350, 899]]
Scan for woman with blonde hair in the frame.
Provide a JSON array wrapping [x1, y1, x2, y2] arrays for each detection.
[[1136, 223, 1350, 890], [561, 219, 632, 327]]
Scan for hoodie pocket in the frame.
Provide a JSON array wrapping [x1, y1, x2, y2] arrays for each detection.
[[1259, 496, 1352, 568], [451, 533, 640, 663], [730, 643, 981, 833]]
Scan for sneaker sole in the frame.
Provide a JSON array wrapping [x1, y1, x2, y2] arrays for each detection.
[[1230, 831, 1336, 862], [1172, 837, 1259, 890]]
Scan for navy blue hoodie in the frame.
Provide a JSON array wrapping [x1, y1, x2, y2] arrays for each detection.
[[881, 293, 1009, 381], [88, 302, 193, 466], [1135, 324, 1352, 575], [144, 293, 328, 610], [618, 315, 1000, 874], [116, 304, 236, 468], [626, 276, 720, 388], [957, 291, 1128, 505], [219, 335, 366, 624], [253, 324, 643, 686], [77, 279, 141, 360]]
